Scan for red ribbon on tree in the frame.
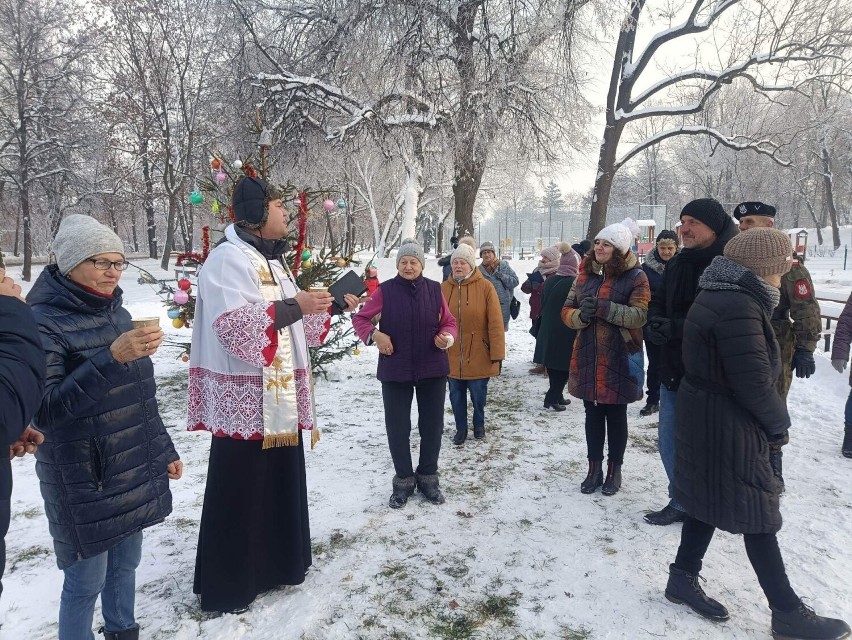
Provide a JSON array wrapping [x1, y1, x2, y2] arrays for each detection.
[[292, 191, 308, 276], [201, 226, 211, 261]]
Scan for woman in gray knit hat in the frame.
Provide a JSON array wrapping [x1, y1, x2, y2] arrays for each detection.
[[26, 214, 182, 640], [663, 228, 849, 640]]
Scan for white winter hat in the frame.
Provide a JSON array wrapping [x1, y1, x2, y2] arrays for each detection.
[[52, 214, 125, 275], [595, 223, 634, 255]]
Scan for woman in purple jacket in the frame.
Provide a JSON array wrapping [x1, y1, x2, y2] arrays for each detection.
[[353, 240, 457, 508]]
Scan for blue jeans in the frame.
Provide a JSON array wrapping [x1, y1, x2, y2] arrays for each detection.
[[448, 378, 489, 433], [59, 531, 143, 640], [658, 386, 684, 512]]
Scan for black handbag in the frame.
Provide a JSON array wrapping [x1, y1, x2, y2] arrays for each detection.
[[529, 314, 542, 338], [509, 296, 521, 320]]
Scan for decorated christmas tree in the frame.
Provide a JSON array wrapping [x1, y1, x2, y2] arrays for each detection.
[[159, 152, 362, 376]]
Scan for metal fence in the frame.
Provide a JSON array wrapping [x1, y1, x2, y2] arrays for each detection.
[[470, 204, 670, 258]]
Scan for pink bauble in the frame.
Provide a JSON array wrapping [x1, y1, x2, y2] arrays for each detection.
[[215, 169, 227, 184], [173, 289, 189, 305], [323, 199, 335, 212]]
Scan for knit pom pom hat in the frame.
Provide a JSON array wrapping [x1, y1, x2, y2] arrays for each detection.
[[451, 243, 477, 270], [723, 228, 792, 277], [594, 223, 634, 254]]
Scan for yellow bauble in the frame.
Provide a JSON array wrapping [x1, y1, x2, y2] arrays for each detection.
[[335, 258, 347, 268], [302, 259, 312, 269], [172, 317, 185, 329], [353, 346, 361, 356]]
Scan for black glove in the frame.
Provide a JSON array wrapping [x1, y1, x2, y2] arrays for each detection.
[[578, 296, 598, 323], [791, 348, 816, 378], [646, 318, 673, 345]]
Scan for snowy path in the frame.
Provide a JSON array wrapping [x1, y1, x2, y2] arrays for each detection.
[[1, 257, 850, 640]]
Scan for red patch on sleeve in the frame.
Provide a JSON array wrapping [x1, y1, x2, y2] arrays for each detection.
[[794, 279, 811, 299]]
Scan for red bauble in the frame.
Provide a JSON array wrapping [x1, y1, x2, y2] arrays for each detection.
[[178, 278, 191, 291], [210, 157, 222, 170]]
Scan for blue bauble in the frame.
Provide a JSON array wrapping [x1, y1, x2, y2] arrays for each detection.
[[167, 308, 182, 319]]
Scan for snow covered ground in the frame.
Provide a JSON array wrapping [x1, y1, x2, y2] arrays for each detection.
[[1, 252, 850, 640]]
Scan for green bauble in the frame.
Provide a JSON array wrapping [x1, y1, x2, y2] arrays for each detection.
[[301, 249, 312, 261]]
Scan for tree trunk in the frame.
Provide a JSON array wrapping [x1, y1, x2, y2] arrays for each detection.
[[160, 195, 178, 270], [820, 135, 841, 249], [140, 133, 158, 257], [588, 121, 625, 240], [452, 156, 486, 238]]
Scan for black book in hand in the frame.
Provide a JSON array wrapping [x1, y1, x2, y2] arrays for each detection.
[[328, 270, 368, 311]]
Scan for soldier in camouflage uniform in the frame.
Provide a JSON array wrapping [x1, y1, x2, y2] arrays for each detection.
[[735, 202, 821, 491]]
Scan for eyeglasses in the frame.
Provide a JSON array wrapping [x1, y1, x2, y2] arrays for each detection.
[[86, 258, 130, 271]]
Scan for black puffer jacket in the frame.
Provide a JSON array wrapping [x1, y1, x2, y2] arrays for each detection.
[[28, 266, 179, 568], [674, 257, 789, 535], [648, 221, 738, 391]]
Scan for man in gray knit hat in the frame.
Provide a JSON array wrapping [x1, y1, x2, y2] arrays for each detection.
[[478, 241, 519, 331]]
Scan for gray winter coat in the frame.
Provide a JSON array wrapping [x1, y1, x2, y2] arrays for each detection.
[[479, 261, 519, 327]]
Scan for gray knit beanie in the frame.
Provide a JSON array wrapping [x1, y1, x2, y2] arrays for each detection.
[[396, 237, 425, 267], [451, 243, 477, 270], [723, 228, 792, 277], [479, 240, 497, 257], [52, 214, 125, 275]]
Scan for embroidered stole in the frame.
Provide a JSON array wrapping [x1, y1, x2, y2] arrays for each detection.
[[233, 241, 319, 449]]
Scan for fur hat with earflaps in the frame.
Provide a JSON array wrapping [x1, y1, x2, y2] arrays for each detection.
[[232, 177, 283, 229]]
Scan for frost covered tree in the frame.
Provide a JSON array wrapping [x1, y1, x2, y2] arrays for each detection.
[[233, 0, 592, 240], [0, 0, 93, 280], [587, 0, 852, 238]]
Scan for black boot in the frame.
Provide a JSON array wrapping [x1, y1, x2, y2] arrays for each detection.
[[415, 472, 445, 504], [771, 601, 851, 640], [473, 424, 485, 439], [665, 565, 729, 622], [99, 626, 140, 640], [544, 400, 567, 412], [639, 402, 659, 417], [644, 504, 686, 526], [388, 475, 416, 509], [843, 424, 852, 458], [601, 462, 622, 496], [580, 460, 603, 494], [452, 429, 467, 445]]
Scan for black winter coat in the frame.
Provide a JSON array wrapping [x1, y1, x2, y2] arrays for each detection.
[[0, 298, 45, 447], [533, 274, 576, 372], [28, 266, 179, 568], [674, 257, 790, 535], [648, 222, 738, 391], [1, 297, 46, 586]]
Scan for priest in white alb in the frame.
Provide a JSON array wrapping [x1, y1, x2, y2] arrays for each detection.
[[187, 176, 359, 613]]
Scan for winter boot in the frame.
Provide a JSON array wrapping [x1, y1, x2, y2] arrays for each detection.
[[644, 504, 686, 526], [544, 400, 567, 411], [452, 429, 467, 445], [388, 475, 416, 509], [639, 402, 659, 417], [580, 460, 603, 494], [665, 565, 729, 622], [99, 625, 141, 640], [769, 444, 785, 493], [771, 601, 851, 640], [415, 472, 445, 505], [528, 363, 546, 374], [843, 425, 852, 458], [601, 462, 622, 496], [473, 425, 485, 440]]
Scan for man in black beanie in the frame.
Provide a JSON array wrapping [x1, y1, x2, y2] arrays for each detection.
[[644, 198, 738, 526], [735, 201, 821, 491]]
